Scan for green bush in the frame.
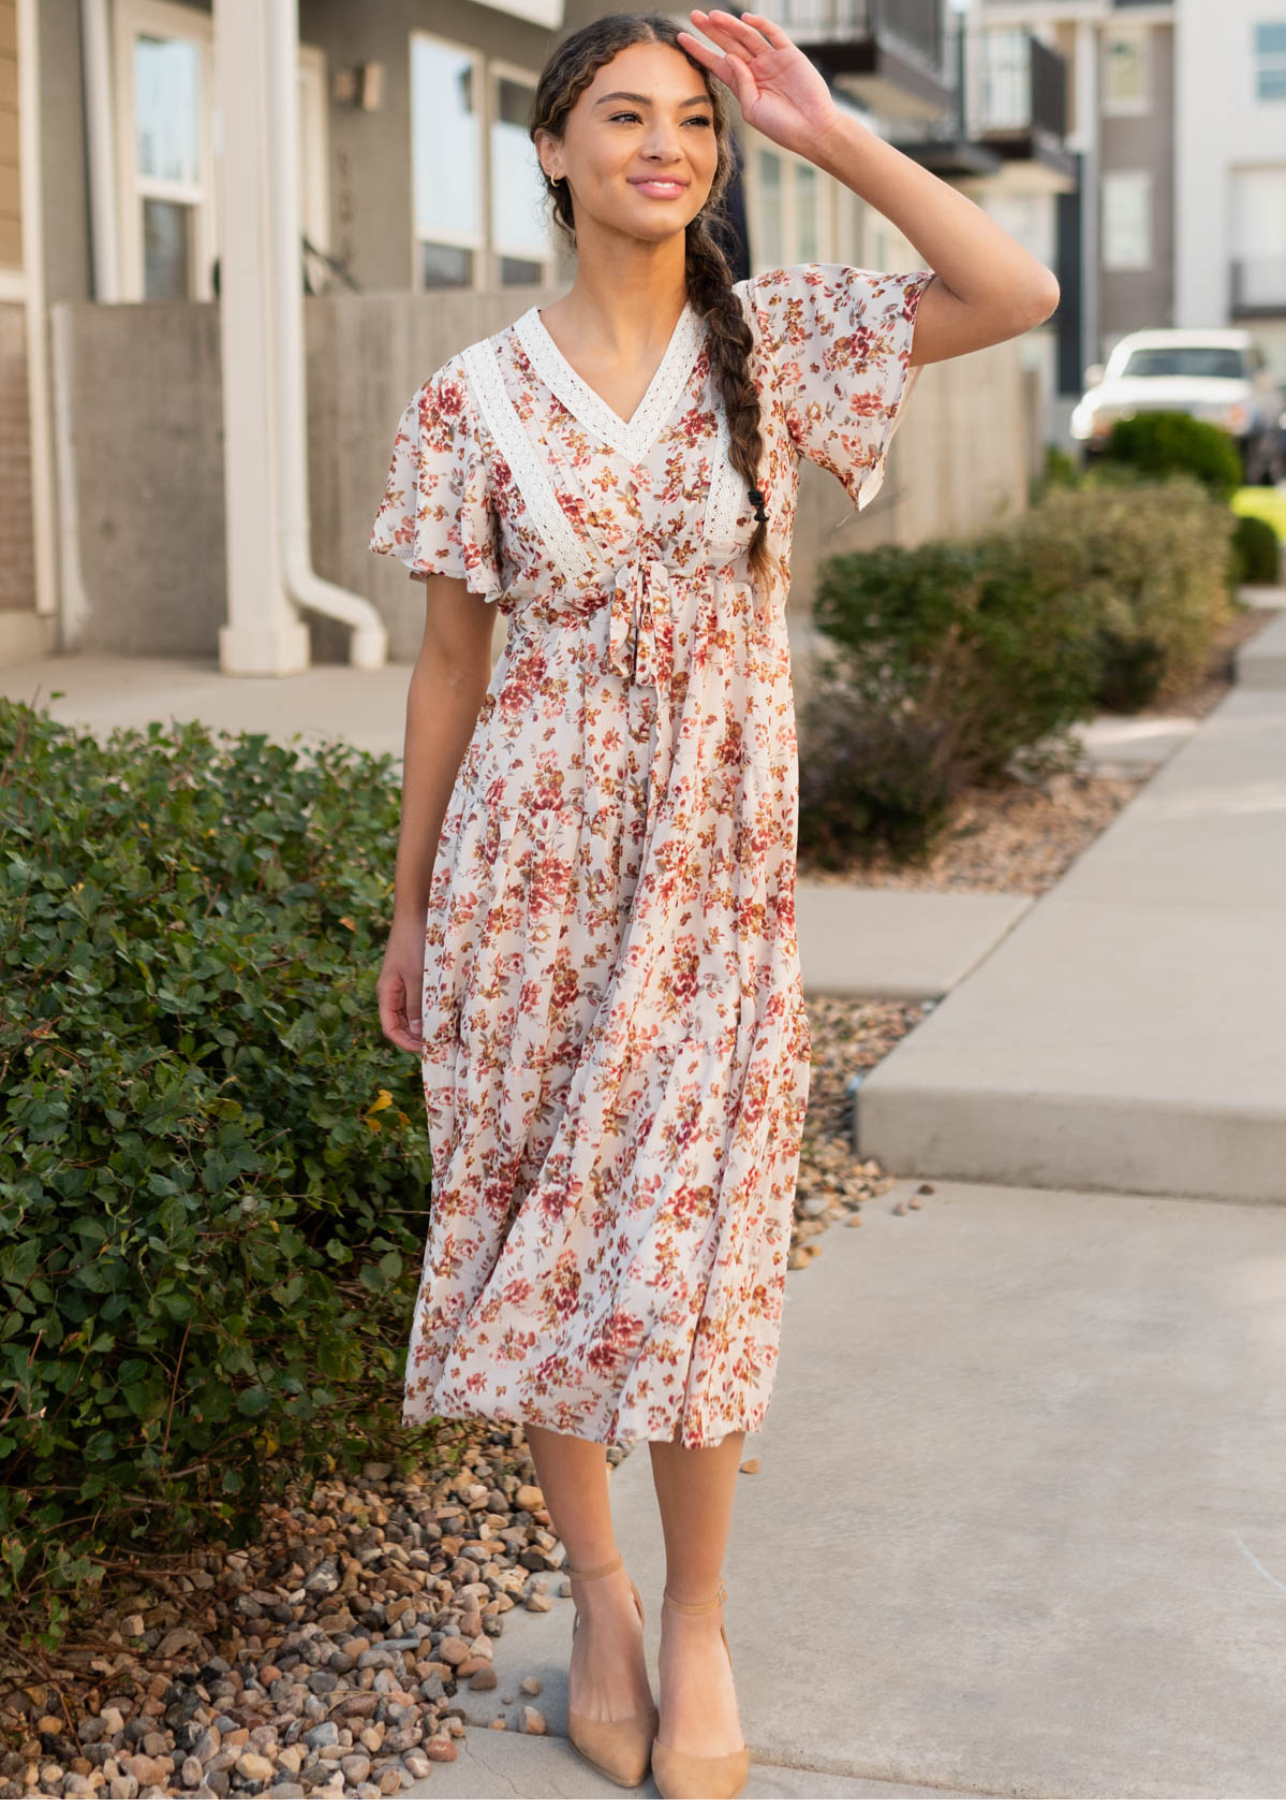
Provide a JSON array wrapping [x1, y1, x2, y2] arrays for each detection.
[[0, 701, 433, 1657], [1230, 510, 1282, 585], [1005, 475, 1236, 709], [1101, 411, 1243, 501], [802, 535, 1103, 861]]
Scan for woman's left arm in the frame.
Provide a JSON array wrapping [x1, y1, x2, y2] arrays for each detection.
[[679, 7, 1061, 365], [809, 111, 1061, 365]]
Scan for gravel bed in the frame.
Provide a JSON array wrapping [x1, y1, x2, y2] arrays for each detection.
[[786, 995, 927, 1268], [0, 1000, 926, 1800], [799, 767, 1149, 897], [798, 603, 1279, 898], [0, 1432, 611, 1800]]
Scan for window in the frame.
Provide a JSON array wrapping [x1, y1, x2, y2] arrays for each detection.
[[412, 34, 483, 288], [1102, 26, 1149, 115], [490, 68, 552, 286], [114, 0, 219, 301], [1101, 170, 1152, 270], [757, 150, 784, 267], [1255, 22, 1286, 101], [751, 147, 831, 270], [796, 164, 819, 261], [1120, 346, 1246, 381]]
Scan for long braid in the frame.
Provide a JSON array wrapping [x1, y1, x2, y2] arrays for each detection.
[[529, 12, 779, 587], [683, 216, 778, 587]]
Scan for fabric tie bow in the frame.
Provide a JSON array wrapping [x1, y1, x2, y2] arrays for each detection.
[[605, 552, 672, 691]]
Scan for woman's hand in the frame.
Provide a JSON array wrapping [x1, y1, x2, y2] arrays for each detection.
[[677, 9, 842, 157], [378, 913, 429, 1056]]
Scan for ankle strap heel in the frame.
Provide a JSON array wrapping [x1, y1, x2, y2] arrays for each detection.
[[662, 1577, 727, 1614], [564, 1550, 658, 1789], [654, 1575, 748, 1798], [566, 1550, 625, 1584]]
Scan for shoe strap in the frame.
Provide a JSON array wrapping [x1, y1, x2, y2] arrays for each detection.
[[565, 1550, 625, 1584], [662, 1577, 727, 1614]]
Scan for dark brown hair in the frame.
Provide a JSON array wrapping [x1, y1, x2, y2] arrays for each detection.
[[529, 11, 779, 586]]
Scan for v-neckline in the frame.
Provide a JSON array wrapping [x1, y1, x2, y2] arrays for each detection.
[[515, 299, 706, 463]]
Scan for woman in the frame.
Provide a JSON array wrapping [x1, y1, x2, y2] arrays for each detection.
[[370, 10, 1057, 1796]]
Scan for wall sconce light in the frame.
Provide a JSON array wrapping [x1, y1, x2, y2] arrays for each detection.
[[332, 62, 384, 110]]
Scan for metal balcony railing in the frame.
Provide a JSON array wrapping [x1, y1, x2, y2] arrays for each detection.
[[760, 0, 945, 76], [975, 28, 1067, 138]]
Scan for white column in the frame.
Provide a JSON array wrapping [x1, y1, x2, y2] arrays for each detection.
[[1071, 17, 1100, 373], [214, 0, 309, 676]]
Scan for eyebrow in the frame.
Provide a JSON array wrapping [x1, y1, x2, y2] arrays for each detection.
[[592, 90, 712, 108]]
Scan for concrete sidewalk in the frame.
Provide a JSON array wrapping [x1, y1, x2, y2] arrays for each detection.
[[407, 1177, 1286, 1799], [858, 685, 1286, 1202]]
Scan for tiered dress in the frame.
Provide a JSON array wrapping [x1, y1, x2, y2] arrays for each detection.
[[370, 260, 933, 1448]]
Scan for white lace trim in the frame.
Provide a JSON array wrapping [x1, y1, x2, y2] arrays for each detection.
[[461, 337, 593, 579], [514, 301, 707, 464]]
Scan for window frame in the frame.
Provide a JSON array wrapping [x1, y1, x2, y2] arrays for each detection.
[[1101, 168, 1153, 272], [112, 0, 219, 302], [746, 141, 835, 273], [1253, 21, 1286, 102], [1100, 23, 1150, 118], [409, 28, 487, 291], [486, 58, 554, 289]]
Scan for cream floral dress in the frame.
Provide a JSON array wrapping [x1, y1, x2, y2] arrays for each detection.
[[370, 261, 933, 1448]]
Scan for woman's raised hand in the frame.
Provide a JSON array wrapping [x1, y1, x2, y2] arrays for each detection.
[[677, 9, 843, 157]]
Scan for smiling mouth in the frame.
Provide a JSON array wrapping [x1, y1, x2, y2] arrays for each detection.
[[630, 178, 688, 197]]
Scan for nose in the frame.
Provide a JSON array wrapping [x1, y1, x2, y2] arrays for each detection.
[[640, 119, 686, 160]]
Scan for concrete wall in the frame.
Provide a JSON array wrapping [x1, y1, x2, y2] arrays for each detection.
[[55, 287, 1033, 660]]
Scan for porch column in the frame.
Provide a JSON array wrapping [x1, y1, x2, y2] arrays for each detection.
[[213, 0, 309, 676]]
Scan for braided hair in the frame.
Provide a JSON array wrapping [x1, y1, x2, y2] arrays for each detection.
[[529, 11, 782, 588]]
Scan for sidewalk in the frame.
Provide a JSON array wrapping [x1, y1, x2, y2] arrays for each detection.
[[405, 1175, 1286, 1799], [857, 683, 1286, 1201]]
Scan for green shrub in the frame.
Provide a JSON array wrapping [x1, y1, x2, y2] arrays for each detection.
[[1006, 475, 1236, 709], [0, 701, 433, 1657], [1101, 411, 1243, 501], [1230, 510, 1282, 585], [802, 535, 1102, 859]]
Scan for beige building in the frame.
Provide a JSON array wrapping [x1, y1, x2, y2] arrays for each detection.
[[3, 0, 1057, 675]]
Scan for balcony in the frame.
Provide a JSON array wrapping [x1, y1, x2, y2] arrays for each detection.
[[1231, 258, 1286, 318], [756, 0, 952, 121], [972, 29, 1078, 192]]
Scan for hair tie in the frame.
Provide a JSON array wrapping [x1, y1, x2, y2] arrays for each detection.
[[748, 486, 768, 525]]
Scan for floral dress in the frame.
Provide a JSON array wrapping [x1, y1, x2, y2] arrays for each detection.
[[369, 261, 933, 1448]]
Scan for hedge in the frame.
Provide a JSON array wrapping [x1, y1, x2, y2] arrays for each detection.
[[0, 701, 433, 1659]]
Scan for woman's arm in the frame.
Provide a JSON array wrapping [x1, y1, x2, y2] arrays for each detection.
[[377, 575, 497, 1054], [810, 113, 1061, 365], [678, 7, 1060, 365]]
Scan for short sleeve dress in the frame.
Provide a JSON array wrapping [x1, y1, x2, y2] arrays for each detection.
[[370, 261, 933, 1449]]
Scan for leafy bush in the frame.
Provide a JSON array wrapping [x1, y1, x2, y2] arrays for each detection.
[[1230, 510, 1282, 585], [1005, 475, 1236, 709], [802, 535, 1103, 861], [0, 701, 433, 1657], [1101, 411, 1243, 501]]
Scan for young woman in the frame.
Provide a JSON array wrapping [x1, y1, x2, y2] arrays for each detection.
[[371, 10, 1056, 1795]]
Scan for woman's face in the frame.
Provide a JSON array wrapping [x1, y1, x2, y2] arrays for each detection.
[[536, 42, 720, 245]]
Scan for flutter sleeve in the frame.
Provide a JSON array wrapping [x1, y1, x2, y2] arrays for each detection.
[[745, 262, 935, 511], [368, 355, 504, 599]]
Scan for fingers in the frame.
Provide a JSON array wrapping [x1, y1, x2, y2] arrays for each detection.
[[737, 10, 795, 50], [689, 8, 773, 58], [377, 970, 425, 1057]]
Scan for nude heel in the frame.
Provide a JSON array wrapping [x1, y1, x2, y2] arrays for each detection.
[[651, 1577, 750, 1800], [564, 1551, 659, 1788]]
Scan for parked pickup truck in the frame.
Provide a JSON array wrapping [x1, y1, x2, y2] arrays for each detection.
[[1070, 327, 1285, 484]]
